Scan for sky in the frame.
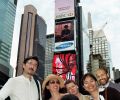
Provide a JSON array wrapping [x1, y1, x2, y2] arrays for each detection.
[[81, 0, 120, 69], [10, 0, 55, 69], [10, 0, 120, 70]]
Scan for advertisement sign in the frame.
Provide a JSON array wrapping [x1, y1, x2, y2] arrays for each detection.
[[55, 0, 75, 19], [55, 41, 74, 52], [55, 20, 74, 42], [55, 20, 75, 52], [52, 53, 77, 80]]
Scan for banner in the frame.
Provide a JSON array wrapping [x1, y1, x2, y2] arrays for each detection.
[[55, 0, 75, 19]]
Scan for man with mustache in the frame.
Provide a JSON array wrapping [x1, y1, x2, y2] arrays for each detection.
[[96, 67, 120, 92], [0, 56, 42, 100]]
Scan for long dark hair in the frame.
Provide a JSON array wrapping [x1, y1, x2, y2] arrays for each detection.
[[42, 81, 51, 100], [81, 73, 97, 86], [42, 81, 66, 100]]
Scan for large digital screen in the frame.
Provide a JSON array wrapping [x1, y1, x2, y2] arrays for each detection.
[[55, 0, 75, 20], [55, 20, 75, 52], [55, 20, 74, 42], [52, 53, 77, 81]]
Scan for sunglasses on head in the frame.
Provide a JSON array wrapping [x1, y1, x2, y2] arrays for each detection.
[[49, 80, 60, 84]]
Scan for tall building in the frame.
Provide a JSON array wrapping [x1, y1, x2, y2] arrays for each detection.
[[88, 12, 112, 75], [14, 0, 17, 5], [92, 30, 111, 69], [113, 67, 120, 80], [45, 34, 54, 77], [16, 5, 46, 81], [88, 54, 106, 75], [0, 0, 16, 85]]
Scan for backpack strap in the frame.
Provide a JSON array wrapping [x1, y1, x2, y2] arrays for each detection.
[[34, 78, 40, 100]]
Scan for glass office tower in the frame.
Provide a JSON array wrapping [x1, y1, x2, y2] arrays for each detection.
[[45, 34, 54, 77], [0, 0, 16, 85]]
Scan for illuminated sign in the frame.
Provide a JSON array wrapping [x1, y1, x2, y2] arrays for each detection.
[[52, 53, 77, 80], [55, 20, 76, 52], [55, 41, 74, 52]]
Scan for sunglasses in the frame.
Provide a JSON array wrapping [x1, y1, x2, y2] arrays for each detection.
[[49, 80, 60, 84]]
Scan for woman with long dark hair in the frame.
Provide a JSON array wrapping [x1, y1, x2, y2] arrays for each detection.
[[42, 74, 67, 100], [81, 73, 120, 100]]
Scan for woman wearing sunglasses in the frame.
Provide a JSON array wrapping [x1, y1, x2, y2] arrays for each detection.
[[42, 74, 66, 100]]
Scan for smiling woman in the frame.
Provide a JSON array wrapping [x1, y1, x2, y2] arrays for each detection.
[[81, 73, 120, 100], [81, 73, 105, 100], [42, 74, 67, 100]]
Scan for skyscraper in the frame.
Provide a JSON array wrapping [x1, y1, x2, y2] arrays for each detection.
[[45, 34, 54, 77], [88, 12, 112, 75], [0, 0, 16, 85], [16, 5, 46, 80], [92, 29, 112, 73]]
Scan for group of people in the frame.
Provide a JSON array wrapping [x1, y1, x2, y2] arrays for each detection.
[[0, 56, 120, 100]]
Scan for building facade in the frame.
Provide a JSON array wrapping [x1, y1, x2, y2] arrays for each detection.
[[0, 0, 16, 85], [92, 30, 112, 74], [88, 54, 106, 75], [113, 67, 120, 81], [88, 12, 112, 75], [16, 5, 46, 81], [44, 34, 54, 77]]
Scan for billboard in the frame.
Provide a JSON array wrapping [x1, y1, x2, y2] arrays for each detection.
[[55, 0, 75, 20], [55, 20, 75, 52], [52, 52, 77, 80], [55, 41, 75, 52]]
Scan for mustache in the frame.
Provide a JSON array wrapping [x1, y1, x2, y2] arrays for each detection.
[[100, 78, 106, 81], [29, 68, 34, 71]]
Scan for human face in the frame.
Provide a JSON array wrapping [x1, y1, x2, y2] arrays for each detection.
[[96, 69, 109, 85], [23, 59, 38, 76], [83, 76, 98, 93], [47, 79, 60, 92], [66, 82, 79, 95]]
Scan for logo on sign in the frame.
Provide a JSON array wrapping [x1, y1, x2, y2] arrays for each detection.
[[56, 42, 73, 50]]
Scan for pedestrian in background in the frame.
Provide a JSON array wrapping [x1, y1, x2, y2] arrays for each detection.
[[0, 56, 42, 100]]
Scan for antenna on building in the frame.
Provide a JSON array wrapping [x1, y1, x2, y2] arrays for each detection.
[[101, 22, 107, 30], [88, 12, 93, 29], [94, 22, 108, 38]]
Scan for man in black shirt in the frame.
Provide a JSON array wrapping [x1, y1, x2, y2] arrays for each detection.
[[61, 25, 71, 41]]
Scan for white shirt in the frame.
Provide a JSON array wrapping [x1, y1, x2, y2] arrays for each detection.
[[99, 79, 113, 92], [0, 75, 42, 100], [89, 95, 105, 100]]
